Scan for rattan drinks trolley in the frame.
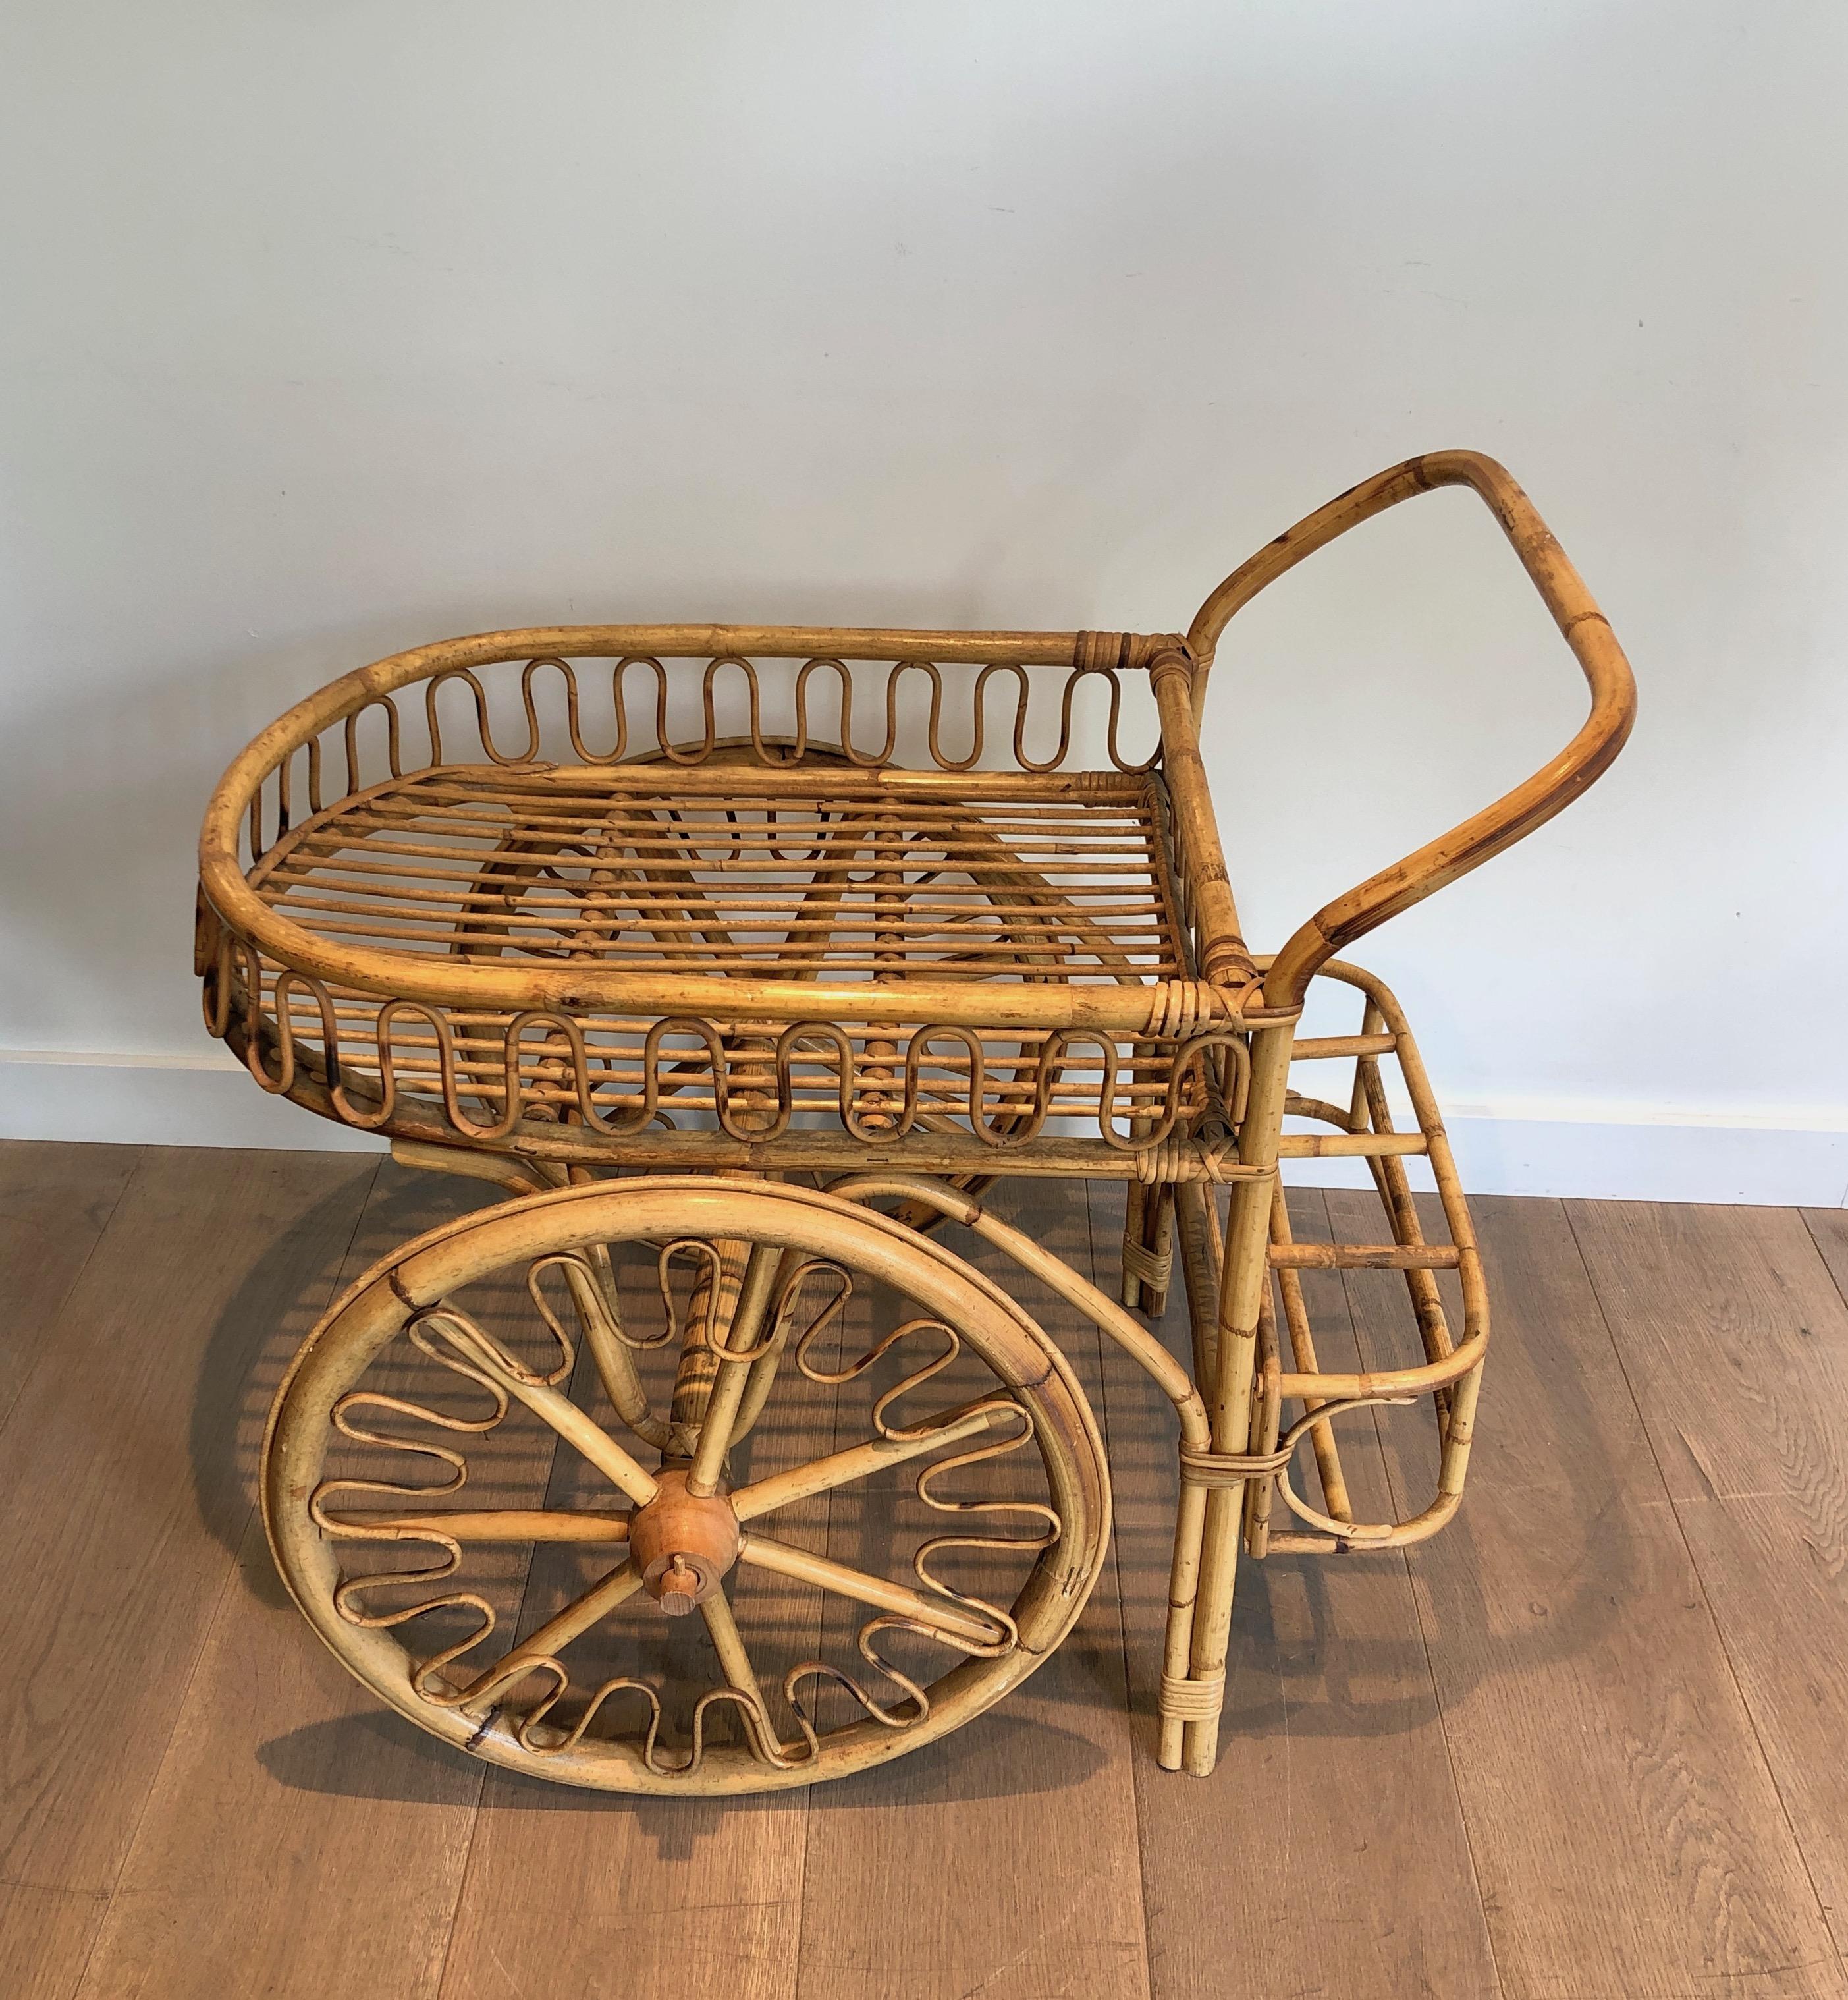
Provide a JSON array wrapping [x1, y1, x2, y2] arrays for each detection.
[[197, 452, 1635, 1793]]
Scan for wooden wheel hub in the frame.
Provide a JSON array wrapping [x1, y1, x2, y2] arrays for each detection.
[[628, 1470, 740, 1617]]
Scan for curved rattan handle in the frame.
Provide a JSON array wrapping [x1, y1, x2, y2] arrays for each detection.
[[1187, 451, 1637, 1010]]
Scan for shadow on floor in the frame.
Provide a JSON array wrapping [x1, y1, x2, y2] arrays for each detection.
[[257, 1698, 1106, 1819], [191, 1163, 489, 1605]]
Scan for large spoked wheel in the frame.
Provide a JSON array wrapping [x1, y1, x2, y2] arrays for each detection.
[[264, 1176, 1108, 1793]]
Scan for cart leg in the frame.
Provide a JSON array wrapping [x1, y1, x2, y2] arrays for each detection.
[[1144, 1186, 1175, 1319], [1157, 1476, 1209, 1771], [1121, 1183, 1175, 1319], [1156, 1181, 1216, 1770], [1120, 1180, 1149, 1312], [1180, 1021, 1293, 1777]]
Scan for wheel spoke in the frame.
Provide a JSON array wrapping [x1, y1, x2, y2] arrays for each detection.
[[699, 1584, 784, 1761], [730, 1402, 1016, 1523], [462, 1559, 647, 1713], [330, 1508, 629, 1545], [738, 1532, 1007, 1650], [432, 1314, 661, 1508]]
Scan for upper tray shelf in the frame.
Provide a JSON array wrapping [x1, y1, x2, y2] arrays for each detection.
[[246, 761, 1192, 995]]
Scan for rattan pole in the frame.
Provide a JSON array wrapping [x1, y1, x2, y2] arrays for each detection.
[[555, 1254, 665, 1452], [730, 1404, 1011, 1522], [687, 1242, 784, 1497], [462, 1561, 647, 1711], [1181, 1018, 1293, 1775], [1267, 1184, 1352, 1522], [1161, 1179, 1224, 1771], [1174, 1180, 1223, 1391], [447, 1323, 662, 1509], [335, 1509, 630, 1543], [738, 1532, 1006, 1650]]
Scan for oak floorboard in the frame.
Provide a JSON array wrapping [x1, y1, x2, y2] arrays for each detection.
[[1808, 1200, 1848, 1296], [439, 1703, 811, 2000], [1108, 1182, 1499, 2000], [13, 1142, 1848, 2000], [1801, 1208, 1848, 1303], [71, 1165, 501, 2000], [0, 1147, 377, 2000], [1569, 1200, 1848, 1968], [1332, 1190, 1842, 2000], [792, 1179, 1149, 2000], [1564, 1202, 1848, 1506], [0, 1141, 140, 1435]]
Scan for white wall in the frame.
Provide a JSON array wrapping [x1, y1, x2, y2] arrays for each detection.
[[3, 2, 1845, 1203]]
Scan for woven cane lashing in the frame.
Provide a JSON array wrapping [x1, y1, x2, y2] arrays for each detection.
[[1158, 1670, 1228, 1723]]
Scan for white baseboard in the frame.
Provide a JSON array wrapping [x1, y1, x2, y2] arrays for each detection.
[[2, 1049, 1844, 1206], [0, 1049, 384, 1153]]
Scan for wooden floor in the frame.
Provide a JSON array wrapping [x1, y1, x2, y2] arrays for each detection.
[[3, 1139, 1847, 2000]]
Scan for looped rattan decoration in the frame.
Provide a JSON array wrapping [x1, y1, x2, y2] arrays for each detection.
[[212, 452, 1635, 1790], [313, 1281, 1058, 1776]]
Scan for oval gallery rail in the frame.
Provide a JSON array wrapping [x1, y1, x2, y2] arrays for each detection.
[[198, 451, 1635, 1792]]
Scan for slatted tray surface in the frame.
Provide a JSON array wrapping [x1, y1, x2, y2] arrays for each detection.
[[235, 764, 1202, 1143], [250, 765, 1188, 986]]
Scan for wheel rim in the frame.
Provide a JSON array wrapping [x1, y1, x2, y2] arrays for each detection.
[[264, 1177, 1108, 1793]]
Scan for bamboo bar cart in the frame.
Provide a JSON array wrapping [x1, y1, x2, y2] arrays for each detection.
[[198, 451, 1635, 1792]]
